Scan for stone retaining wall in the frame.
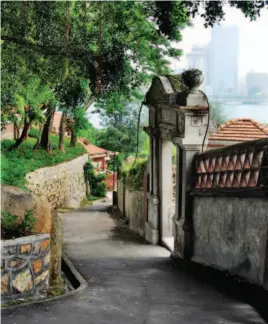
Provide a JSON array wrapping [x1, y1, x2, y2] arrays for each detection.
[[25, 154, 88, 209], [1, 234, 51, 303]]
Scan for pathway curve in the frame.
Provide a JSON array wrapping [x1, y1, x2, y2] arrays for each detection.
[[2, 197, 266, 324]]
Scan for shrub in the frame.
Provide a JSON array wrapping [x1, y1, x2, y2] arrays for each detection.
[[28, 128, 40, 139], [1, 209, 36, 239], [84, 161, 107, 198]]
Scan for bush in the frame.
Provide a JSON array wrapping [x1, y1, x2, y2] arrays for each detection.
[[28, 128, 40, 139], [1, 135, 86, 189], [84, 161, 107, 198], [122, 158, 148, 190], [92, 182, 107, 197], [1, 209, 36, 239]]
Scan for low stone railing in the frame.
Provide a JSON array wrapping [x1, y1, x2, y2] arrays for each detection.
[[1, 234, 50, 304]]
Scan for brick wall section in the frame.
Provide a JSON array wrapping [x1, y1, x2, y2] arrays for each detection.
[[25, 154, 88, 209], [1, 234, 50, 303]]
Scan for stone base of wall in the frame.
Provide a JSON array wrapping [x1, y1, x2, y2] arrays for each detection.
[[145, 222, 159, 245], [1, 234, 51, 303]]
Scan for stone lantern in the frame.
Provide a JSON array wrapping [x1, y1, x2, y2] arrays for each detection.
[[143, 72, 209, 259]]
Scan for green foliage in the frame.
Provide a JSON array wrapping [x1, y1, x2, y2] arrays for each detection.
[[92, 97, 149, 159], [68, 107, 90, 133], [28, 128, 40, 139], [78, 124, 99, 145], [1, 212, 18, 239], [181, 1, 267, 28], [20, 210, 36, 236], [122, 159, 148, 190], [1, 135, 86, 189], [210, 102, 228, 127], [1, 209, 36, 239], [84, 161, 107, 198]]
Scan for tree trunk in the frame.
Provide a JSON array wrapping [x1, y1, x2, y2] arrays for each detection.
[[40, 107, 55, 153], [13, 122, 20, 140], [70, 129, 77, 147], [58, 112, 67, 152], [33, 123, 44, 151], [12, 117, 32, 149]]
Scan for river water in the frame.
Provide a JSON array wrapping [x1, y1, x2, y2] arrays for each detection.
[[222, 104, 268, 123]]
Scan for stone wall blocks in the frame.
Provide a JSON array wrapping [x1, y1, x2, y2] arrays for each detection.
[[20, 244, 32, 254], [7, 257, 27, 270], [2, 245, 17, 257], [12, 269, 33, 293], [1, 235, 51, 301]]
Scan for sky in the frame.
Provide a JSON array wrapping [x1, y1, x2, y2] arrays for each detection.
[[171, 5, 268, 80]]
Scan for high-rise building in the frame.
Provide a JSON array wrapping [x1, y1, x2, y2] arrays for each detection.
[[186, 45, 208, 90], [207, 25, 239, 94], [246, 72, 268, 96]]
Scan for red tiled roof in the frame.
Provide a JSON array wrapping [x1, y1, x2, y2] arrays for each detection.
[[209, 118, 268, 142], [78, 138, 118, 158]]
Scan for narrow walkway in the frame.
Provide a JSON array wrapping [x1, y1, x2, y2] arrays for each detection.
[[2, 198, 266, 324]]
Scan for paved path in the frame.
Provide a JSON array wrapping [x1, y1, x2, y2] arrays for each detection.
[[2, 198, 266, 324]]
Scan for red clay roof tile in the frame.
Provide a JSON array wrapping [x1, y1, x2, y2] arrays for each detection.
[[209, 118, 268, 142]]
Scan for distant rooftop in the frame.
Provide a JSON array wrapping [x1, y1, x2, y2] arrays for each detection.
[[209, 118, 268, 142], [78, 138, 118, 158]]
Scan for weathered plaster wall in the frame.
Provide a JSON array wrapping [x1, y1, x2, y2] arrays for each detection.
[[117, 180, 147, 237], [1, 234, 50, 303], [192, 196, 268, 287], [26, 154, 88, 209], [117, 180, 124, 216]]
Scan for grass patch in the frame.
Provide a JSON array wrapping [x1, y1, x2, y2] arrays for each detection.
[[1, 133, 86, 189]]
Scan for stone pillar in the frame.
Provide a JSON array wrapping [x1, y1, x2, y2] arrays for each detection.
[[145, 134, 160, 244], [159, 139, 173, 240], [172, 146, 199, 260]]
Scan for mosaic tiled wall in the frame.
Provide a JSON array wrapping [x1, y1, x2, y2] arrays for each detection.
[[193, 139, 268, 193], [1, 234, 50, 303]]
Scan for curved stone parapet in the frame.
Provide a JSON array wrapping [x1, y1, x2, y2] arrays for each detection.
[[25, 154, 88, 209], [1, 234, 50, 304]]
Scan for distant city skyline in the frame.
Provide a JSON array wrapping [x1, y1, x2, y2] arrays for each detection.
[[171, 5, 268, 78]]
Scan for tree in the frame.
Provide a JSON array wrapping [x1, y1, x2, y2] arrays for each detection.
[[66, 108, 90, 147], [2, 1, 267, 150], [181, 1, 268, 28], [1, 1, 190, 106], [93, 96, 148, 157]]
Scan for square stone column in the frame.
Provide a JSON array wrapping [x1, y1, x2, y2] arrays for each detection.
[[145, 134, 160, 245], [172, 108, 209, 260]]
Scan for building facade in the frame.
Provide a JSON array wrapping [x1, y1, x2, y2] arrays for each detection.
[[207, 25, 239, 94]]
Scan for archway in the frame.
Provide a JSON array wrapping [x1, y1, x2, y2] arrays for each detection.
[[144, 74, 209, 258]]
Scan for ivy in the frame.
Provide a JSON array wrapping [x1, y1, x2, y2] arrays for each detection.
[[122, 159, 148, 190]]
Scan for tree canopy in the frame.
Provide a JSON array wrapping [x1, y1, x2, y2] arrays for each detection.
[[1, 1, 267, 151]]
